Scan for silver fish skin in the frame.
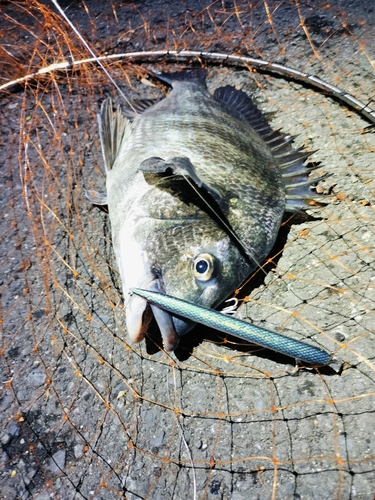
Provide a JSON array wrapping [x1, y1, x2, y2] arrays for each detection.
[[96, 69, 323, 351]]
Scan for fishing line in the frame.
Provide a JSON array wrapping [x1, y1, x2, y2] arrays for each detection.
[[50, 0, 138, 114], [179, 172, 268, 275], [20, 2, 372, 289], [3, 48, 375, 127]]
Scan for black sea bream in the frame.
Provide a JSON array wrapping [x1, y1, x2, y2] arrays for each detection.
[[92, 69, 325, 351]]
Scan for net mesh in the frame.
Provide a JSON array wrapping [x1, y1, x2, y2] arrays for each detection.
[[1, 1, 375, 498]]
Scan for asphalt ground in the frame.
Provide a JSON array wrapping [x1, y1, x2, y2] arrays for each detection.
[[1, 1, 375, 499]]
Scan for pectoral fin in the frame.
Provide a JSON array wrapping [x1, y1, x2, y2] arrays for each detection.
[[152, 68, 207, 87], [139, 156, 223, 200], [139, 156, 253, 264]]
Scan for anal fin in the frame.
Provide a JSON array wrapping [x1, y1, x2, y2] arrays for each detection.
[[121, 98, 162, 120], [98, 98, 132, 172]]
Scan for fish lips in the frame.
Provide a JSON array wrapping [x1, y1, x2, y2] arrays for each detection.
[[127, 279, 195, 351]]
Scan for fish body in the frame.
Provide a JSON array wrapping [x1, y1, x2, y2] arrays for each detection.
[[96, 69, 323, 350]]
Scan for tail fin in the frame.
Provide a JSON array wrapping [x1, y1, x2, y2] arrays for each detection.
[[152, 68, 207, 87]]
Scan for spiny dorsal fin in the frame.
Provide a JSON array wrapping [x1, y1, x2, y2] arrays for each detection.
[[214, 85, 332, 212], [214, 85, 274, 131], [98, 98, 132, 171], [214, 86, 303, 157]]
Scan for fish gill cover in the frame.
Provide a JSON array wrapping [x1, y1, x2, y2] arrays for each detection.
[[0, 1, 374, 499]]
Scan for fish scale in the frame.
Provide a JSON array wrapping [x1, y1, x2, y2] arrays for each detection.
[[93, 68, 328, 351], [125, 99, 284, 256]]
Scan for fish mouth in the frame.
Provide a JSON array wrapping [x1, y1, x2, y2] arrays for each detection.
[[126, 279, 195, 351]]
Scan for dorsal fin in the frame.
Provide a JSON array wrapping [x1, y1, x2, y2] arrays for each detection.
[[214, 86, 302, 154], [214, 85, 331, 212], [214, 85, 274, 131], [98, 98, 132, 171]]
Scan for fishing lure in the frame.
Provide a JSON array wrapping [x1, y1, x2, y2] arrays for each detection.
[[131, 288, 332, 365]]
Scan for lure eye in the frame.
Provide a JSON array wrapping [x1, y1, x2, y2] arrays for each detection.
[[193, 253, 217, 282]]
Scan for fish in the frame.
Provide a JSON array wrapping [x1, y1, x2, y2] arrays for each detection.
[[88, 69, 328, 352]]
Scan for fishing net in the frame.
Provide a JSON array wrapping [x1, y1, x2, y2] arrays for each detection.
[[1, 1, 374, 498]]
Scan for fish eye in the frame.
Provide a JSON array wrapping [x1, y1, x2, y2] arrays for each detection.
[[193, 253, 217, 282]]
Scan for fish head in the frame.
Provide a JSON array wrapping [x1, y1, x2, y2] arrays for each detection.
[[120, 217, 251, 351]]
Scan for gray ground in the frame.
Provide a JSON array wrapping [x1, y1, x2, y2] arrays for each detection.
[[1, 0, 375, 499]]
